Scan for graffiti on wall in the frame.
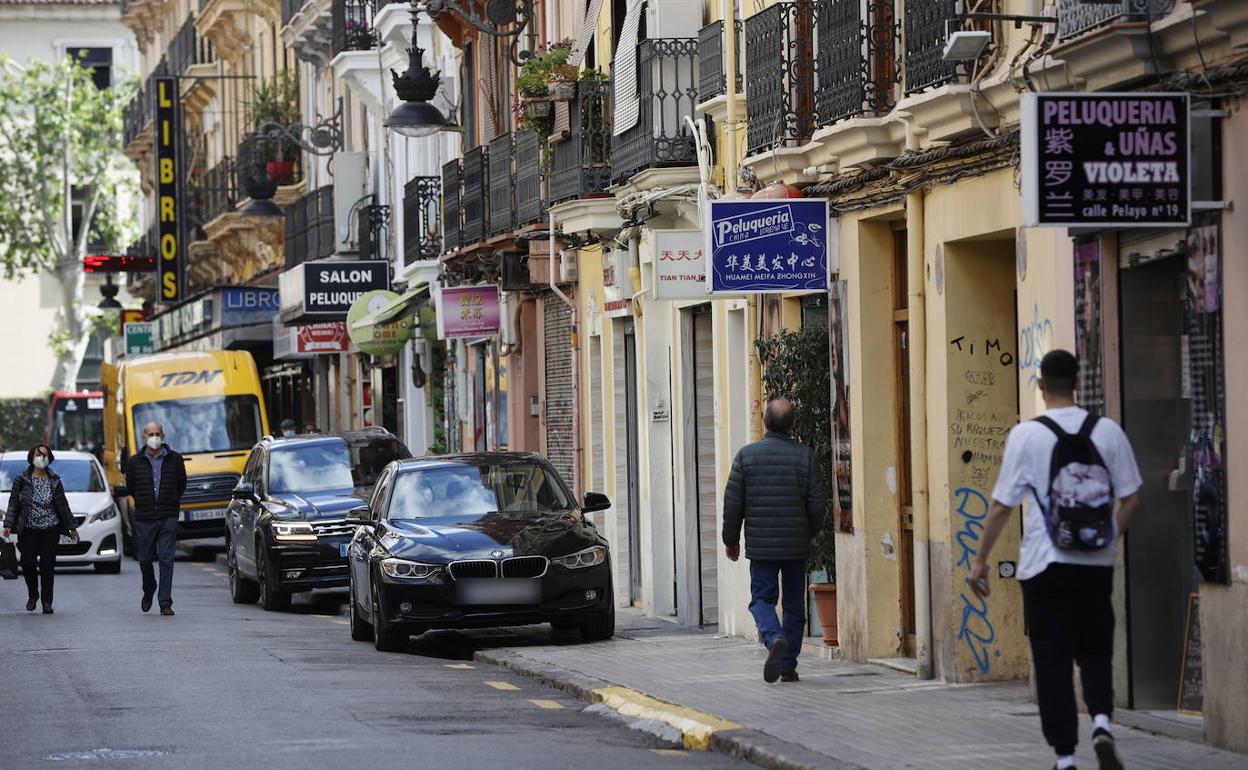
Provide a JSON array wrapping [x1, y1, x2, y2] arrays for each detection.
[[954, 486, 1000, 674], [1018, 303, 1055, 389]]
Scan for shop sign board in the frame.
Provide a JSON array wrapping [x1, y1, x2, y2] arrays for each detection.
[[124, 322, 155, 356], [157, 297, 210, 345], [300, 260, 390, 318], [347, 290, 414, 356], [653, 230, 709, 300], [437, 285, 501, 339], [602, 248, 634, 318], [154, 76, 184, 303], [1022, 92, 1190, 227], [297, 322, 349, 354], [706, 200, 833, 293], [221, 287, 279, 327]]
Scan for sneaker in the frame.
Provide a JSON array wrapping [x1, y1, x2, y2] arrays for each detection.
[[779, 670, 800, 683], [141, 593, 153, 613], [160, 605, 175, 616], [1093, 728, 1123, 770], [763, 637, 788, 683]]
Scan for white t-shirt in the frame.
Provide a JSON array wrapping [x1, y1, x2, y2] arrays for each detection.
[[991, 406, 1143, 581]]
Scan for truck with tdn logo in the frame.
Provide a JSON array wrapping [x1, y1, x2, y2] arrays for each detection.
[[101, 351, 270, 552]]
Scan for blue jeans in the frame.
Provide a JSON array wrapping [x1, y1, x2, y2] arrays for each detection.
[[136, 517, 177, 607], [748, 559, 807, 671]]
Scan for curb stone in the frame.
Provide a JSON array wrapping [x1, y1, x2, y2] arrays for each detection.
[[472, 648, 866, 770]]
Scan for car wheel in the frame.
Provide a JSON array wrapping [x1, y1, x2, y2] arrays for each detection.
[[93, 559, 122, 574], [349, 574, 373, 642], [371, 580, 406, 653], [579, 603, 615, 642], [228, 541, 259, 605], [256, 542, 291, 612]]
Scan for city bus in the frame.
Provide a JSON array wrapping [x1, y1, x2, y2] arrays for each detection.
[[46, 390, 105, 459], [101, 351, 269, 552]]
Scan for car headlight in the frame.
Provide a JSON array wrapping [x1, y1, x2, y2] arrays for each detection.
[[272, 521, 316, 542], [380, 558, 445, 580], [553, 546, 608, 570], [88, 504, 119, 524]]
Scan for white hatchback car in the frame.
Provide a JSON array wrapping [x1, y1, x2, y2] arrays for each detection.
[[0, 450, 122, 573]]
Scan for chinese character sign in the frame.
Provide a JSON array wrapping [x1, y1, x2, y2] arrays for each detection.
[[653, 230, 708, 299], [437, 285, 501, 339], [1022, 92, 1190, 227], [707, 200, 831, 293]]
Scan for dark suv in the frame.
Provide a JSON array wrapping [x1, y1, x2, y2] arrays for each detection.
[[225, 429, 410, 611]]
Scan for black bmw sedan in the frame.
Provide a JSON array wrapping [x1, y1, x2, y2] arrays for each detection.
[[345, 453, 614, 651], [226, 429, 410, 610]]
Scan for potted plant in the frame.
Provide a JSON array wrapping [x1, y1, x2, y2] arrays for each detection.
[[248, 69, 301, 184], [756, 325, 838, 646], [547, 64, 579, 101]]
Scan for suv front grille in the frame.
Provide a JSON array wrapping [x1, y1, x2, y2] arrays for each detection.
[[183, 474, 241, 505], [311, 520, 355, 538], [448, 560, 498, 579], [501, 556, 548, 578]]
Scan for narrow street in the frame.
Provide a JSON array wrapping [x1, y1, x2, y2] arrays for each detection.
[[0, 555, 748, 770]]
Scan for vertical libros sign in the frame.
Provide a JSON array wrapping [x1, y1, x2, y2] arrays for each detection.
[[154, 76, 183, 303]]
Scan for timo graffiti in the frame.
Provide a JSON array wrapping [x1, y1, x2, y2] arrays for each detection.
[[953, 487, 1000, 674], [1018, 303, 1054, 389]]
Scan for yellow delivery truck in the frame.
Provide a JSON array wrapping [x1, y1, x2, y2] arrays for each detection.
[[102, 351, 269, 552]]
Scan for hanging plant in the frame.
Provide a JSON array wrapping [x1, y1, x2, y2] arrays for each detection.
[[516, 38, 575, 98]]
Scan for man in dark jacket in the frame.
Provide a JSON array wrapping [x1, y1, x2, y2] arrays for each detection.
[[125, 422, 187, 615], [723, 399, 825, 683]]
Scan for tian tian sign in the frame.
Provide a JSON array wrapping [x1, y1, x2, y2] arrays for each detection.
[[653, 230, 707, 300], [1022, 92, 1190, 227], [706, 200, 832, 293]]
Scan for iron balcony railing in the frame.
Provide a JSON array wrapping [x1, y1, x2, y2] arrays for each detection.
[[487, 133, 515, 236], [357, 203, 389, 260], [1056, 0, 1174, 40], [441, 159, 461, 253], [745, 1, 816, 155], [187, 156, 238, 236], [123, 58, 169, 148], [282, 0, 312, 28], [169, 14, 215, 76], [284, 185, 336, 268], [903, 0, 959, 95], [549, 77, 611, 205], [514, 129, 545, 225], [332, 0, 378, 56], [611, 38, 702, 184], [697, 20, 741, 102], [403, 175, 441, 264], [461, 146, 489, 245], [816, 0, 897, 126]]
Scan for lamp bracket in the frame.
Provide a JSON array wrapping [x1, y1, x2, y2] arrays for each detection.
[[255, 99, 344, 158], [426, 0, 535, 65]]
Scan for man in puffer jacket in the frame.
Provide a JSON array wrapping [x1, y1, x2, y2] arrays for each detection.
[[722, 398, 825, 683], [124, 423, 187, 616]]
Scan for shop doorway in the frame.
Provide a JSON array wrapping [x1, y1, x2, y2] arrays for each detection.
[[680, 305, 718, 626], [614, 320, 643, 605], [1121, 254, 1199, 710]]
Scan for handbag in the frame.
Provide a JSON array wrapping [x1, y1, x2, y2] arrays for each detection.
[[0, 538, 18, 580]]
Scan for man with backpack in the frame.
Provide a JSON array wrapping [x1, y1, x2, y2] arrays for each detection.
[[970, 350, 1141, 770]]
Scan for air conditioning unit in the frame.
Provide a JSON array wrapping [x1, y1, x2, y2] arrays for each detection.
[[500, 251, 531, 291], [559, 249, 578, 283], [332, 152, 368, 254], [646, 0, 702, 38]]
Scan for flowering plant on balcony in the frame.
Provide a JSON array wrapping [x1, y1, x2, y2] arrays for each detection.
[[516, 38, 576, 100], [248, 70, 301, 183]]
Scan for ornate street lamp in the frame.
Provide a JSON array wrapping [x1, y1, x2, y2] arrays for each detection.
[[98, 274, 123, 310], [385, 4, 461, 137]]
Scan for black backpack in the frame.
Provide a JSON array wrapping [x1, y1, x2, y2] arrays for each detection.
[[1031, 414, 1115, 551]]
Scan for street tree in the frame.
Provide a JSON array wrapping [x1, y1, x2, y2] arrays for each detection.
[[0, 55, 137, 390]]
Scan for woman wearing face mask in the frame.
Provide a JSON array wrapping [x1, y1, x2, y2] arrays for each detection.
[[2, 444, 79, 613]]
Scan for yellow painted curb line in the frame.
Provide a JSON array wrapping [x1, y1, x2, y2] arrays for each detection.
[[592, 686, 741, 750]]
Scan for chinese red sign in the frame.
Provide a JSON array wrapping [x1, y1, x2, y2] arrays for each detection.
[[654, 230, 710, 300], [296, 322, 349, 353], [437, 285, 501, 339]]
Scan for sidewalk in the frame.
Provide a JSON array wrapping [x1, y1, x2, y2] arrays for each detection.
[[475, 610, 1244, 770]]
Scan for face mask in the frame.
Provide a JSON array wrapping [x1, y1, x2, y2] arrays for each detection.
[[146, 435, 163, 451], [32, 456, 49, 470], [282, 430, 295, 438]]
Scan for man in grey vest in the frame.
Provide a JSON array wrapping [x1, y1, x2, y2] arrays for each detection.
[[722, 398, 825, 683]]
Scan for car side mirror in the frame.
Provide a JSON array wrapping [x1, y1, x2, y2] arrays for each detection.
[[112, 484, 130, 499], [346, 505, 375, 526], [232, 482, 257, 501], [582, 492, 611, 513]]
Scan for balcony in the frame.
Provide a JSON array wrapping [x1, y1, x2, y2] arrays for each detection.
[[611, 38, 702, 184], [186, 156, 239, 237], [441, 159, 461, 253], [745, 1, 816, 155], [1056, 0, 1173, 41], [816, 0, 897, 126], [357, 203, 389, 261], [903, 0, 958, 94], [487, 133, 515, 237], [515, 129, 545, 225], [549, 78, 612, 205], [332, 0, 378, 57], [197, 0, 281, 65], [284, 185, 336, 268], [461, 146, 489, 246], [169, 15, 217, 76], [282, 0, 333, 65], [403, 175, 441, 264], [697, 20, 741, 103]]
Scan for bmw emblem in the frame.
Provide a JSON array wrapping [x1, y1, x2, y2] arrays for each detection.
[[490, 550, 505, 559]]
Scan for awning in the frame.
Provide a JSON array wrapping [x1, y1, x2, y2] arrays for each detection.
[[349, 282, 430, 330]]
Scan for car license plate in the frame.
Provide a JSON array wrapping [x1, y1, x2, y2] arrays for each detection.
[[185, 508, 226, 522], [339, 543, 349, 558], [456, 578, 540, 606], [59, 535, 74, 545]]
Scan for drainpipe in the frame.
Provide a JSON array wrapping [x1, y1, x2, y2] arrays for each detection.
[[549, 212, 581, 496], [723, 0, 738, 190], [896, 111, 933, 679]]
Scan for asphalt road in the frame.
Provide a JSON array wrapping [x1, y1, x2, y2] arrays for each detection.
[[1, 551, 749, 770]]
